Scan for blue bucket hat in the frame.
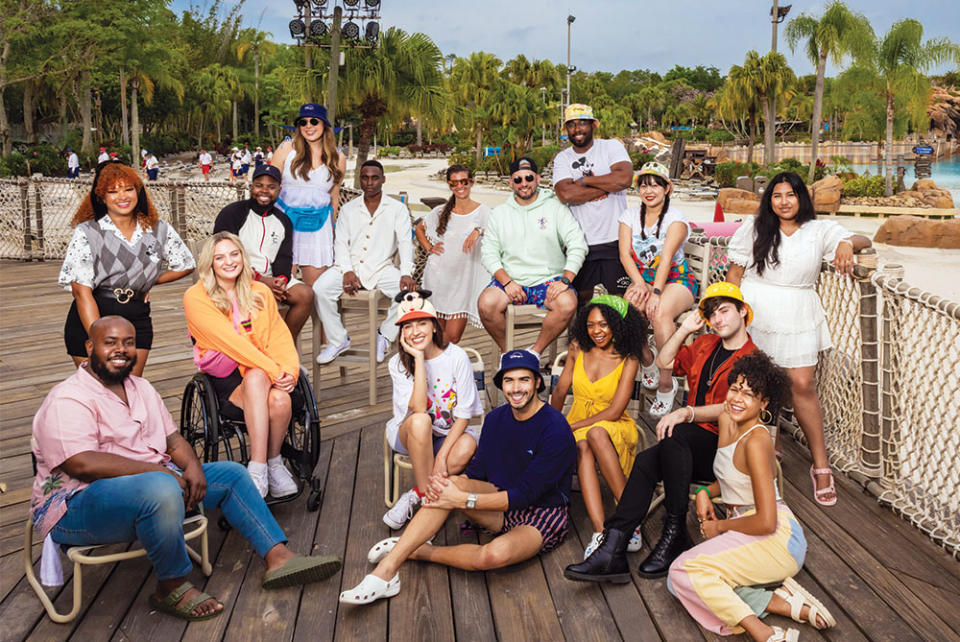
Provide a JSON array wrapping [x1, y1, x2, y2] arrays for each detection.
[[493, 349, 545, 392], [296, 103, 331, 127]]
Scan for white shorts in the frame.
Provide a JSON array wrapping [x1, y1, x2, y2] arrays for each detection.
[[386, 422, 479, 456]]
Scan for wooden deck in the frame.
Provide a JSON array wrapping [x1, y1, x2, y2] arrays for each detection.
[[2, 260, 959, 642]]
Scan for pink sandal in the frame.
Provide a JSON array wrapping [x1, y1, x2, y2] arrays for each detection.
[[809, 466, 837, 506]]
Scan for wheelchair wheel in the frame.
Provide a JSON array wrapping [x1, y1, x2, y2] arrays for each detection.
[[282, 368, 321, 481], [179, 374, 220, 462]]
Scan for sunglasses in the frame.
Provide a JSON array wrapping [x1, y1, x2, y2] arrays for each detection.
[[448, 178, 471, 187], [513, 174, 537, 184], [296, 117, 323, 127]]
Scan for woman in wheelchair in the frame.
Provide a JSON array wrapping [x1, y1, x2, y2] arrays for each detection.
[[550, 294, 648, 558], [383, 290, 484, 530], [183, 231, 300, 499]]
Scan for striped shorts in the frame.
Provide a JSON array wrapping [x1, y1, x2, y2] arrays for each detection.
[[500, 504, 569, 552]]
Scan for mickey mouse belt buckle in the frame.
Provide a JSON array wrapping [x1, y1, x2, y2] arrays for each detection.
[[114, 288, 135, 304]]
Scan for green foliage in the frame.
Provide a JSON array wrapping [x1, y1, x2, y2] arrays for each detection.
[[628, 151, 655, 170], [842, 175, 885, 197], [526, 145, 561, 174], [378, 146, 402, 158], [707, 130, 735, 143], [715, 161, 759, 187], [2, 145, 68, 176], [663, 65, 723, 92]]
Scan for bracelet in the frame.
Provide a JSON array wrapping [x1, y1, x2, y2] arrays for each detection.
[[695, 485, 711, 498], [685, 405, 695, 422], [473, 226, 484, 237], [503, 279, 514, 287]]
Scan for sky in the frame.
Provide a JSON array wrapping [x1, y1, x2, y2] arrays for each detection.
[[171, 0, 960, 78]]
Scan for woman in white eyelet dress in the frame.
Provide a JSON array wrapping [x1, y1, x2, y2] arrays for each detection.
[[725, 172, 871, 507]]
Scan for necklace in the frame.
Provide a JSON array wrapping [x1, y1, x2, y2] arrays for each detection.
[[705, 343, 732, 387]]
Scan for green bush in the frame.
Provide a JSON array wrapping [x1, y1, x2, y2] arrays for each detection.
[[448, 152, 477, 175], [842, 175, 885, 198], [526, 145, 561, 173], [377, 146, 402, 157], [629, 151, 655, 170], [706, 130, 735, 144], [715, 161, 758, 188]]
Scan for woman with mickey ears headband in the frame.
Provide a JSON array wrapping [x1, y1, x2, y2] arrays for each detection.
[[59, 160, 195, 376], [618, 161, 698, 417], [382, 290, 484, 531], [270, 103, 346, 288]]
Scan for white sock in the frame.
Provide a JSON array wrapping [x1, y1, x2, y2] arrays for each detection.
[[248, 460, 267, 474], [267, 455, 284, 468]]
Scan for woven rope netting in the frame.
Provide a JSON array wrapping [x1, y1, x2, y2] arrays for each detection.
[[0, 179, 27, 259], [874, 275, 960, 555]]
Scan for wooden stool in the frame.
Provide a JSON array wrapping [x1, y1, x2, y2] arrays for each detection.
[[317, 289, 391, 406]]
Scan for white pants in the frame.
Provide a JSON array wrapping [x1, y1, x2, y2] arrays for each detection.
[[313, 267, 402, 346]]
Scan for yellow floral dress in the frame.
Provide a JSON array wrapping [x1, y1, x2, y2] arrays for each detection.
[[567, 352, 638, 475]]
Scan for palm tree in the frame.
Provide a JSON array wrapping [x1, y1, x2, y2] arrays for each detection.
[[449, 52, 502, 164], [236, 29, 274, 139], [722, 51, 794, 166], [786, 1, 874, 182], [340, 27, 443, 186], [872, 20, 959, 195]]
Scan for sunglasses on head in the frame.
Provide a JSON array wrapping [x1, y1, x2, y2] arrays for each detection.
[[448, 178, 471, 187], [296, 117, 323, 127], [513, 174, 537, 184]]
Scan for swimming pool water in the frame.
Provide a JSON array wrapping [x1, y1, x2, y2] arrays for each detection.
[[849, 156, 960, 206]]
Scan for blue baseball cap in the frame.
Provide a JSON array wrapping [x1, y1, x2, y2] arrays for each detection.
[[296, 103, 331, 127], [493, 349, 544, 392], [251, 164, 282, 183]]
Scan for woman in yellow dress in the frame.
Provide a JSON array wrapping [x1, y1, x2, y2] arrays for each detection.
[[550, 294, 649, 558]]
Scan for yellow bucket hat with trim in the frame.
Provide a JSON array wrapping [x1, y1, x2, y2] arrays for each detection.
[[698, 281, 753, 326], [564, 103, 597, 124]]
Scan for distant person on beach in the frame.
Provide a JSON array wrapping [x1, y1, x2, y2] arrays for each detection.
[[59, 161, 194, 376], [478, 156, 586, 358], [66, 148, 80, 178], [414, 163, 491, 343], [213, 164, 315, 341], [339, 349, 575, 605], [618, 161, 698, 417], [199, 148, 212, 181], [313, 160, 415, 364], [266, 146, 274, 163], [381, 291, 483, 531], [97, 147, 109, 164], [254, 146, 265, 168], [549, 294, 647, 558], [565, 283, 756, 581], [726, 171, 872, 507], [553, 103, 634, 301], [271, 103, 346, 288], [241, 144, 251, 179], [31, 316, 341, 622], [144, 151, 159, 181]]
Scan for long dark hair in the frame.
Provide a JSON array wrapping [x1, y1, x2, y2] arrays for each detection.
[[752, 172, 816, 276], [397, 318, 448, 377], [636, 173, 671, 240], [571, 301, 648, 361], [436, 164, 473, 236]]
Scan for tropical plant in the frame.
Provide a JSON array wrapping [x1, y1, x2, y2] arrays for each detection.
[[449, 51, 502, 163]]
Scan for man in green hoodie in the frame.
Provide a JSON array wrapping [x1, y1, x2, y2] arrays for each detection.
[[478, 157, 588, 357]]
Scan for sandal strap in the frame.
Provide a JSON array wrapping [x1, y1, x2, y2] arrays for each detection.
[[811, 467, 833, 476], [161, 581, 195, 607], [181, 591, 216, 614]]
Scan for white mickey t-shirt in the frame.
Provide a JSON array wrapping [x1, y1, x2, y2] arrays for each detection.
[[618, 206, 691, 269], [386, 343, 483, 437], [553, 138, 631, 245]]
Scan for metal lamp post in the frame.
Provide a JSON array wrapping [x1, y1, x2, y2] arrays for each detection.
[[565, 15, 575, 115], [767, 2, 791, 165]]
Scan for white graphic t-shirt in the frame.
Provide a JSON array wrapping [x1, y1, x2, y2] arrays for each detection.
[[618, 206, 691, 269], [553, 138, 631, 245]]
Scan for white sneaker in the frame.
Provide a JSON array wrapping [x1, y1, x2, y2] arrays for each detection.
[[376, 332, 390, 363], [583, 531, 603, 559], [383, 489, 420, 530], [316, 337, 350, 364], [247, 462, 269, 498], [627, 526, 643, 552], [268, 459, 299, 498]]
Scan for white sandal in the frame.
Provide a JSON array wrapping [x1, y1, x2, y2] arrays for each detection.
[[774, 577, 836, 629], [367, 537, 400, 564], [640, 361, 659, 390], [338, 573, 401, 604], [766, 626, 799, 642]]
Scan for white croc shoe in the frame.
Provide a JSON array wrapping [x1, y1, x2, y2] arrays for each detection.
[[649, 379, 678, 417], [367, 537, 400, 564], [627, 525, 644, 552], [339, 573, 401, 605]]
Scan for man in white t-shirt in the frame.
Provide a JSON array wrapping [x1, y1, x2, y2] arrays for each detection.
[[66, 148, 80, 178], [198, 148, 213, 181], [553, 104, 634, 301], [97, 147, 109, 164]]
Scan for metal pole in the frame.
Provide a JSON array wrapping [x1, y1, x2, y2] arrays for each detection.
[[771, 0, 779, 51], [304, 9, 312, 69], [541, 87, 547, 146], [326, 6, 343, 125], [566, 17, 573, 109]]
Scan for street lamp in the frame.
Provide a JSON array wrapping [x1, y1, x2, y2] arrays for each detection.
[[767, 2, 790, 165], [566, 14, 576, 116]]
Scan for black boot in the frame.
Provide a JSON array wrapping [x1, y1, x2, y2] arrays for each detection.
[[564, 528, 631, 584], [636, 513, 693, 579]]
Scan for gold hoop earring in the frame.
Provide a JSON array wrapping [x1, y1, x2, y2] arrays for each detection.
[[760, 408, 773, 425]]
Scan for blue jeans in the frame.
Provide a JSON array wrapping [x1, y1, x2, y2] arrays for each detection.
[[50, 462, 286, 581]]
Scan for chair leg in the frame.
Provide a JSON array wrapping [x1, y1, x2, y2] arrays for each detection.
[[311, 308, 322, 402], [368, 293, 377, 406], [23, 520, 81, 623], [505, 305, 516, 352], [384, 433, 395, 508]]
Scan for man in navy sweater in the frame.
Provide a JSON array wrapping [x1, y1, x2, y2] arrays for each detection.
[[339, 350, 576, 605]]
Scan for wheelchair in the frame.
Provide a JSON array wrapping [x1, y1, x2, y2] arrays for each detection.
[[179, 366, 323, 512]]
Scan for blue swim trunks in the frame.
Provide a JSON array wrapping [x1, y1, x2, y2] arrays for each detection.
[[487, 277, 567, 310]]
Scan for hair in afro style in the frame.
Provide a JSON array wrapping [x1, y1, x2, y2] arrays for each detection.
[[70, 161, 159, 229], [726, 351, 792, 420], [570, 300, 649, 361]]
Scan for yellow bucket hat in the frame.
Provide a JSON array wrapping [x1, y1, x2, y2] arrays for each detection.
[[698, 282, 753, 326], [564, 103, 597, 124]]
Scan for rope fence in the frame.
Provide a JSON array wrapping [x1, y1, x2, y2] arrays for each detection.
[[2, 181, 956, 556]]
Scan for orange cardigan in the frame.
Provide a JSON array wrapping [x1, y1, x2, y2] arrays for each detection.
[[183, 280, 299, 382]]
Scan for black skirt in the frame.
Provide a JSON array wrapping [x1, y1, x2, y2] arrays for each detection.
[[64, 294, 153, 357], [572, 241, 629, 294]]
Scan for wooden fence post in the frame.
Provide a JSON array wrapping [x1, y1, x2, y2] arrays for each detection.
[[856, 249, 881, 477], [33, 178, 45, 260], [19, 178, 31, 260]]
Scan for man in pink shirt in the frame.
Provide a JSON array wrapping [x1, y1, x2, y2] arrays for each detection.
[[30, 316, 340, 621]]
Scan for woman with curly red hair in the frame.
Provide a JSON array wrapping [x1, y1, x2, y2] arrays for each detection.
[[59, 161, 195, 376]]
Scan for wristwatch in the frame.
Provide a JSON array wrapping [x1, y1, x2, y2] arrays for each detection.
[[652, 287, 662, 295], [466, 493, 478, 509], [558, 276, 572, 286]]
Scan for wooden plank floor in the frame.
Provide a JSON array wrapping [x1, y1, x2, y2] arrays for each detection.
[[1, 260, 959, 641]]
